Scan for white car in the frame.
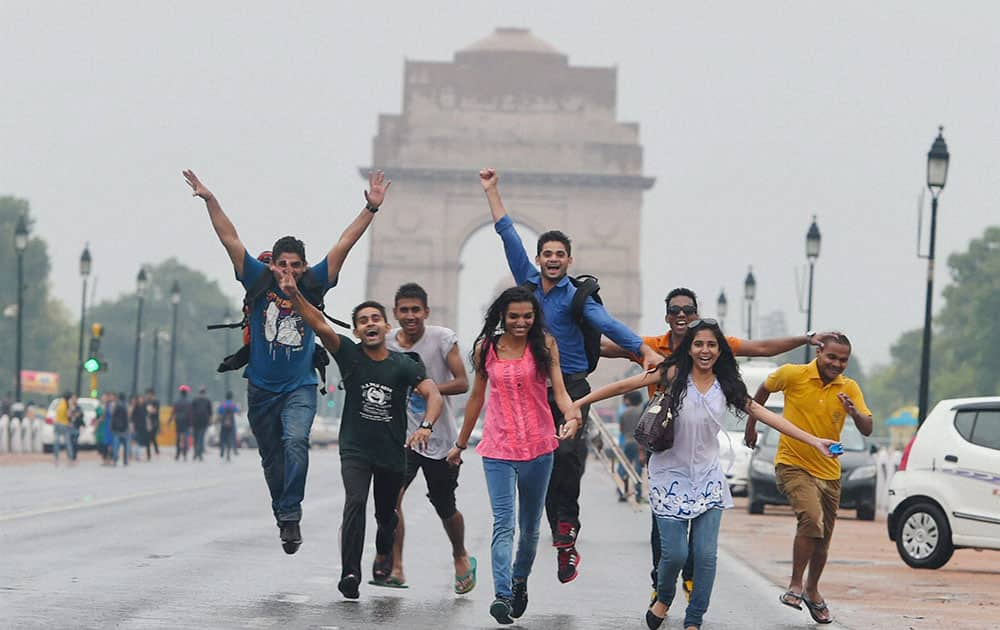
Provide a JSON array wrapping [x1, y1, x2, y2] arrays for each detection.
[[719, 361, 786, 496], [887, 396, 1000, 569], [41, 397, 101, 451]]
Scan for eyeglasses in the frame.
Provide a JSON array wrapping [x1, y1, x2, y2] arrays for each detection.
[[687, 318, 719, 331], [666, 304, 698, 316]]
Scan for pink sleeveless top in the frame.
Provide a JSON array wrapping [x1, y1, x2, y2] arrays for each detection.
[[477, 341, 559, 461]]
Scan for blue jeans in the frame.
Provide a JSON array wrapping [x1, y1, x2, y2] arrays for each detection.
[[247, 383, 316, 524], [655, 508, 723, 629], [112, 431, 130, 465], [618, 441, 643, 497], [53, 424, 75, 462], [483, 453, 554, 600]]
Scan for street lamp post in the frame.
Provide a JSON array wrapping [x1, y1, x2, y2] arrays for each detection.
[[75, 244, 92, 396], [744, 267, 756, 340], [13, 215, 29, 403], [804, 217, 821, 362], [168, 281, 180, 403], [917, 127, 950, 425], [716, 289, 728, 330], [131, 268, 148, 397]]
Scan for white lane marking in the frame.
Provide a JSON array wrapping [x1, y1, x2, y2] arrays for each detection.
[[0, 479, 232, 522]]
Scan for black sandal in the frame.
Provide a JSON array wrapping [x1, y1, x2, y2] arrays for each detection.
[[802, 594, 833, 624], [645, 608, 665, 630], [370, 555, 392, 584]]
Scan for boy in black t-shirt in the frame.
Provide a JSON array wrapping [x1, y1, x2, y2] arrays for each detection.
[[278, 271, 443, 600]]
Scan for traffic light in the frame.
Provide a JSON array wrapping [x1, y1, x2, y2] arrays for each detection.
[[83, 357, 102, 373], [83, 322, 108, 374]]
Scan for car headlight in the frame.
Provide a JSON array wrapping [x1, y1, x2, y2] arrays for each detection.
[[848, 464, 876, 481], [750, 458, 775, 477]]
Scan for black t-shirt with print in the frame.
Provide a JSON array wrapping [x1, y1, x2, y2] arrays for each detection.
[[331, 334, 426, 473]]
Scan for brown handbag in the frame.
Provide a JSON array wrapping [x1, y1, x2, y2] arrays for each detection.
[[633, 387, 675, 452]]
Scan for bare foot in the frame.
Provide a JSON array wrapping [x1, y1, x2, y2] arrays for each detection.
[[454, 554, 472, 578]]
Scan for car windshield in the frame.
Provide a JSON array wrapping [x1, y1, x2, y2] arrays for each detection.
[[760, 421, 867, 450]]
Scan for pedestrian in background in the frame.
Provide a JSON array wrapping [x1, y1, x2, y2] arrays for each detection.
[[217, 392, 239, 462], [97, 392, 113, 465], [618, 390, 645, 502], [170, 386, 193, 461], [52, 392, 74, 465], [130, 395, 149, 462], [191, 386, 213, 462], [68, 394, 84, 462], [447, 286, 582, 625], [145, 388, 161, 458], [110, 392, 131, 467], [572, 319, 837, 630]]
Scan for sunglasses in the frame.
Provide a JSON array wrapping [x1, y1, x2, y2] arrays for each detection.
[[666, 304, 698, 316], [688, 318, 719, 331]]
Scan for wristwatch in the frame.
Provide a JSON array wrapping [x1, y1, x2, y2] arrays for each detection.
[[419, 420, 433, 432], [365, 201, 380, 213], [806, 330, 816, 340]]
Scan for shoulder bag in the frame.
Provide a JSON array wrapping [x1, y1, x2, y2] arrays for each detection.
[[633, 387, 675, 452]]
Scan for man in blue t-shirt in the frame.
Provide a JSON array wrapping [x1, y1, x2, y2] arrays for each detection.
[[184, 168, 392, 555]]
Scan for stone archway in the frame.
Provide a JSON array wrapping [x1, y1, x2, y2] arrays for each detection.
[[361, 28, 654, 383]]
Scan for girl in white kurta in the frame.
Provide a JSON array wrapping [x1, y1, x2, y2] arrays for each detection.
[[572, 319, 837, 630]]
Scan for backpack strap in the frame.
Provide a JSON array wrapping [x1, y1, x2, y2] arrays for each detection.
[[569, 275, 600, 324]]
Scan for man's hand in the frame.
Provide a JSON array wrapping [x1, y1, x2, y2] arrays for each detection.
[[640, 345, 665, 371], [276, 267, 299, 297], [446, 446, 463, 467], [405, 427, 431, 451], [364, 170, 391, 209], [479, 168, 499, 191], [744, 424, 758, 449], [837, 392, 859, 418], [558, 413, 582, 440], [182, 170, 214, 201], [810, 330, 840, 348], [812, 437, 841, 458]]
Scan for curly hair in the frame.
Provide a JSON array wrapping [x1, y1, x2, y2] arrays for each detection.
[[472, 286, 550, 378], [658, 320, 750, 418]]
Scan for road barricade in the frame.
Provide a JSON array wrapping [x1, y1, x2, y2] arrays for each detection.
[[0, 415, 8, 452], [10, 417, 23, 453], [30, 418, 42, 453]]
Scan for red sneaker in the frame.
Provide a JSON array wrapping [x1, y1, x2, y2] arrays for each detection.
[[552, 521, 578, 549], [557, 546, 581, 583]]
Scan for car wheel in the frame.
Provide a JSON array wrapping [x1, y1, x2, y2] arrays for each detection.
[[856, 505, 876, 521], [895, 502, 954, 569]]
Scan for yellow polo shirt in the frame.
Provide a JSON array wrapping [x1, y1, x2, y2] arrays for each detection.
[[766, 361, 871, 481], [54, 398, 70, 425]]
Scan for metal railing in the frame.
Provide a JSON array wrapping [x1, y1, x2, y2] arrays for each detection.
[[587, 409, 644, 511]]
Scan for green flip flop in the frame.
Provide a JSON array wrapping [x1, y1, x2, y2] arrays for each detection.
[[454, 557, 477, 594], [369, 575, 409, 589]]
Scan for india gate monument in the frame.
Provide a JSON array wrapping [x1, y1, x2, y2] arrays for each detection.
[[362, 27, 655, 382]]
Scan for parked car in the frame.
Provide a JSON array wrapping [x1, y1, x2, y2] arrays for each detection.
[[41, 397, 100, 452], [887, 397, 1000, 569], [718, 361, 785, 496], [747, 422, 877, 520]]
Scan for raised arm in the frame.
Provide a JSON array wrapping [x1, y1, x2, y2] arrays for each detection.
[[277, 269, 341, 353], [480, 168, 535, 284], [323, 170, 392, 284], [737, 331, 835, 358], [183, 170, 247, 276], [405, 378, 444, 450], [438, 343, 470, 396]]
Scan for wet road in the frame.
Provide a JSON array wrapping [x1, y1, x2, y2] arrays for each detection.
[[1, 448, 848, 629]]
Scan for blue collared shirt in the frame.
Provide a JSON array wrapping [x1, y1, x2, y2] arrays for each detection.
[[494, 215, 643, 374]]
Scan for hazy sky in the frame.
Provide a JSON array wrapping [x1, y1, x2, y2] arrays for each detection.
[[3, 2, 997, 368]]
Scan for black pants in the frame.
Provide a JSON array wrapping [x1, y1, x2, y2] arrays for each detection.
[[544, 376, 591, 534], [340, 457, 404, 579]]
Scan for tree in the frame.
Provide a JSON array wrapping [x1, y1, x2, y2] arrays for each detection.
[[85, 258, 238, 402], [866, 226, 1000, 423], [0, 197, 78, 401]]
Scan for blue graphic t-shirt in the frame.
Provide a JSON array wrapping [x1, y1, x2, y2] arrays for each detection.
[[240, 251, 335, 393]]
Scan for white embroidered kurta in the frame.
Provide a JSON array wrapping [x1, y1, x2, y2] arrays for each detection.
[[648, 378, 735, 520]]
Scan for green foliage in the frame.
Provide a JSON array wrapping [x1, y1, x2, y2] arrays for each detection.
[[866, 226, 1000, 424], [0, 197, 79, 400], [86, 257, 239, 401]]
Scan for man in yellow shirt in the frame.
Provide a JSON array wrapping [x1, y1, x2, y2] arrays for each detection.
[[744, 333, 872, 625], [52, 392, 74, 464]]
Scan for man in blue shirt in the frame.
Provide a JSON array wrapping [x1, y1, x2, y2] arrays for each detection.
[[184, 168, 391, 555], [479, 168, 663, 584]]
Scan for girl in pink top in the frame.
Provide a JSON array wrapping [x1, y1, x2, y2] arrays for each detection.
[[448, 287, 581, 625]]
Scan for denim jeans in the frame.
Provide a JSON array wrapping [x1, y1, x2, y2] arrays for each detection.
[[247, 383, 316, 524], [339, 457, 404, 579], [53, 424, 75, 462], [654, 508, 723, 629], [483, 453, 554, 600], [112, 431, 130, 465], [193, 426, 207, 459]]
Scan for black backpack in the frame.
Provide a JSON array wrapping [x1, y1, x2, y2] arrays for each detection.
[[208, 267, 348, 395], [523, 274, 603, 374]]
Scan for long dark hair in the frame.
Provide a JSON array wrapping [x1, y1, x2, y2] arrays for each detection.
[[472, 286, 551, 378], [659, 320, 750, 418]]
